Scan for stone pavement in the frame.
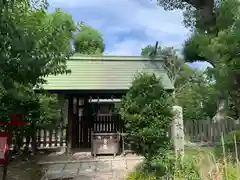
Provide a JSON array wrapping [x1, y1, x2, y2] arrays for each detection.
[[39, 156, 143, 180]]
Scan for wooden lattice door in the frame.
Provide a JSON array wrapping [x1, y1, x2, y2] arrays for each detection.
[[76, 97, 92, 148]]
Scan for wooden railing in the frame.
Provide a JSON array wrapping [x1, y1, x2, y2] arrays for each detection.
[[9, 127, 67, 150], [35, 127, 67, 148]]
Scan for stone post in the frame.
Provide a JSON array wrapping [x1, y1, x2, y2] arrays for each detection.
[[171, 106, 184, 157]]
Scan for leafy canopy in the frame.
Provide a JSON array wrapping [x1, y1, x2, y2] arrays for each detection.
[[157, 0, 216, 32], [176, 70, 218, 120], [0, 1, 76, 126], [74, 22, 105, 55], [183, 0, 240, 63], [119, 73, 173, 161], [182, 0, 240, 117]]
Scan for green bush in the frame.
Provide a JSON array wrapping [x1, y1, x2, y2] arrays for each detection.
[[224, 131, 240, 145], [119, 73, 173, 165], [214, 131, 240, 157], [226, 131, 240, 156]]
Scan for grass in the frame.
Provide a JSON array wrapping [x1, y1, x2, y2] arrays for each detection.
[[172, 144, 240, 179], [184, 147, 215, 178], [126, 135, 240, 180]]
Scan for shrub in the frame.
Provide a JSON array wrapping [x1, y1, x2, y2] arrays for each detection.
[[224, 130, 240, 146], [119, 73, 173, 165], [173, 155, 201, 180], [126, 171, 156, 180], [214, 130, 240, 159], [126, 154, 201, 180]]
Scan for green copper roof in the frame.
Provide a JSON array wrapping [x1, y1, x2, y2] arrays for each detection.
[[41, 55, 174, 90]]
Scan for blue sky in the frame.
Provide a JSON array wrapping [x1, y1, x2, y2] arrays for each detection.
[[49, 0, 210, 68]]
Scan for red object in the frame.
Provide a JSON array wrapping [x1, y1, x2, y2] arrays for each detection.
[[10, 114, 26, 127], [0, 122, 9, 125], [0, 114, 26, 126], [0, 132, 9, 165], [0, 114, 26, 165]]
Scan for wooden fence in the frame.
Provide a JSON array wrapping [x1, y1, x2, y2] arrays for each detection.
[[184, 119, 240, 142]]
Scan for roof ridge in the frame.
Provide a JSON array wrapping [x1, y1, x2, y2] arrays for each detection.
[[69, 54, 163, 61]]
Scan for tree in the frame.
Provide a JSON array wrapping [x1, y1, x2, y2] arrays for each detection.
[[157, 0, 215, 33], [141, 44, 196, 96], [141, 45, 218, 121], [74, 22, 105, 55], [119, 73, 173, 164], [156, 0, 240, 121], [202, 20, 240, 119], [141, 45, 162, 56], [0, 1, 76, 111], [183, 0, 239, 63], [0, 6, 75, 86], [174, 63, 195, 91], [157, 0, 238, 63], [182, 0, 240, 119], [141, 45, 186, 86], [0, 0, 76, 154], [176, 70, 218, 121]]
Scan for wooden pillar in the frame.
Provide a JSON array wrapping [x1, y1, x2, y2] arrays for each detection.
[[67, 96, 73, 153], [88, 97, 94, 148], [75, 97, 80, 148], [71, 96, 78, 148], [71, 97, 79, 149], [83, 96, 90, 148]]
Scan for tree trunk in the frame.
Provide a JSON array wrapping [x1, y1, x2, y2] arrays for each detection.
[[31, 126, 37, 155]]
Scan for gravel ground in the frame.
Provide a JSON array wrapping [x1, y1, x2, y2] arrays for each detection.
[[0, 158, 42, 180]]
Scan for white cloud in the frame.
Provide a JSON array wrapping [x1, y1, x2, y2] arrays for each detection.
[[49, 0, 190, 56]]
